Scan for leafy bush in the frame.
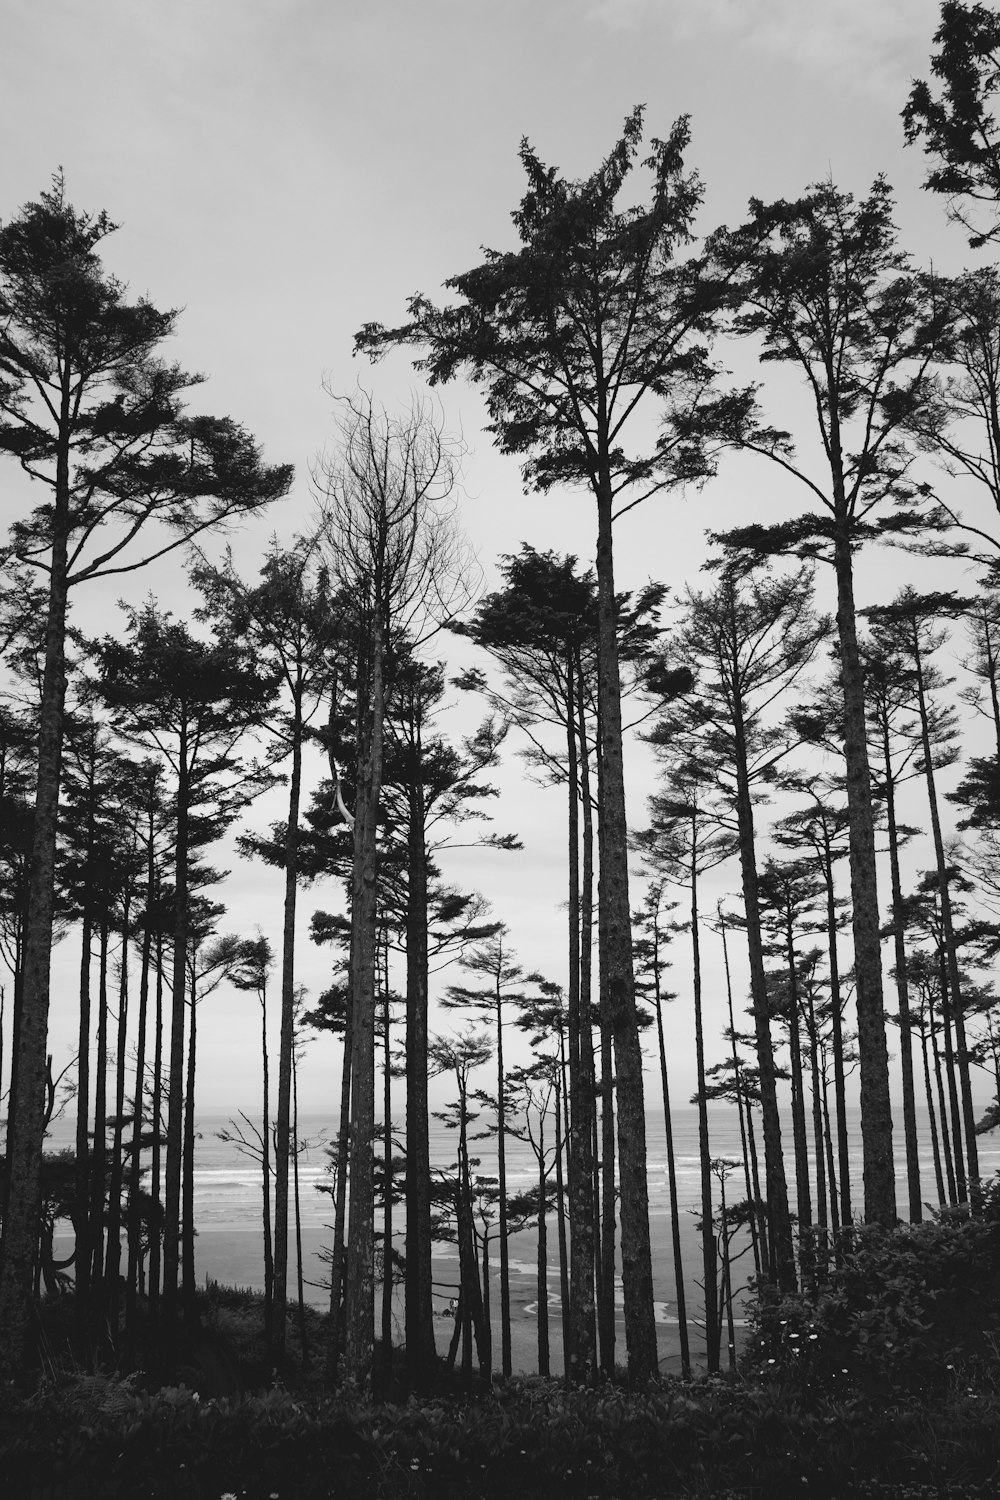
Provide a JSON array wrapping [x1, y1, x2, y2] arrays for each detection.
[[744, 1199, 1000, 1397]]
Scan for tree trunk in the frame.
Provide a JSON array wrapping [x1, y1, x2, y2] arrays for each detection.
[[326, 988, 353, 1378], [731, 708, 795, 1287], [0, 482, 70, 1375], [913, 639, 979, 1196], [148, 926, 165, 1323], [833, 524, 894, 1223], [565, 652, 597, 1381], [690, 823, 718, 1373], [181, 983, 199, 1319], [162, 745, 190, 1346], [920, 1014, 947, 1207], [261, 984, 274, 1353], [104, 891, 133, 1346], [880, 717, 922, 1222], [74, 900, 93, 1338], [654, 994, 690, 1376], [88, 918, 110, 1336], [345, 614, 385, 1387], [404, 752, 436, 1388], [380, 981, 394, 1394], [821, 837, 853, 1228], [495, 987, 512, 1378], [537, 1129, 550, 1378], [593, 466, 657, 1381], [272, 692, 304, 1366], [125, 854, 154, 1367]]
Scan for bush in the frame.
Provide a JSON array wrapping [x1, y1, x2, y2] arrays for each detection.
[[744, 1200, 1000, 1397]]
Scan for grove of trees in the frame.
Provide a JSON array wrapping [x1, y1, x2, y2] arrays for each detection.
[[4, 0, 1000, 1399]]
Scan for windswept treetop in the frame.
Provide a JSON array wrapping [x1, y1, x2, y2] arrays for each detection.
[[0, 172, 293, 586], [904, 0, 1000, 247], [356, 107, 729, 514], [699, 177, 951, 566]]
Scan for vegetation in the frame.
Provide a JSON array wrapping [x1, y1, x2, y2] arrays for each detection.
[[8, 3, 1000, 1493]]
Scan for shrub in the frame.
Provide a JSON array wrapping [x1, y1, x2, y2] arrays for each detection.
[[744, 1200, 1000, 1397]]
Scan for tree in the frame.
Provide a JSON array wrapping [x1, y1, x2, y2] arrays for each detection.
[[704, 179, 949, 1225], [443, 930, 538, 1378], [0, 175, 292, 1371], [358, 108, 732, 1380], [648, 566, 823, 1284], [905, 2, 1000, 247], [96, 604, 278, 1348], [196, 535, 339, 1365], [865, 590, 981, 1200], [314, 392, 471, 1388]]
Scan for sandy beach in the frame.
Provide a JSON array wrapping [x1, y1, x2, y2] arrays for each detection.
[[192, 1222, 744, 1376]]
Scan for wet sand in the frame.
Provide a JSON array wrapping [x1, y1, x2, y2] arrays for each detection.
[[192, 1223, 750, 1376]]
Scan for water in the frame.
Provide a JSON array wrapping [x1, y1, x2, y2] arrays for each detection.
[[46, 1101, 1000, 1310]]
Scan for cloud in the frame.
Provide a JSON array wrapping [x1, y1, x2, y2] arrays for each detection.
[[584, 0, 941, 97]]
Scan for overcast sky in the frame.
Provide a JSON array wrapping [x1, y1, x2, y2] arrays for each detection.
[[4, 0, 982, 1115]]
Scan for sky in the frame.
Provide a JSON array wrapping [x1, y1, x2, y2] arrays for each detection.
[[2, 0, 987, 1117]]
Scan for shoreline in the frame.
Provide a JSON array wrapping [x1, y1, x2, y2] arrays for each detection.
[[191, 1226, 750, 1376]]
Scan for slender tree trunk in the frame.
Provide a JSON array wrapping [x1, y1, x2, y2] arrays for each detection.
[[163, 747, 190, 1345], [930, 998, 958, 1204], [404, 757, 436, 1388], [690, 822, 718, 1374], [74, 901, 94, 1338], [593, 450, 656, 1380], [654, 994, 690, 1377], [939, 952, 968, 1205], [381, 981, 393, 1393], [89, 918, 110, 1336], [326, 993, 353, 1378], [345, 615, 385, 1387], [537, 1130, 550, 1378], [833, 523, 894, 1224], [573, 673, 598, 1378], [783, 914, 812, 1246], [731, 704, 795, 1287], [181, 985, 199, 1318], [0, 480, 70, 1374], [920, 1016, 947, 1207], [261, 985, 274, 1354], [292, 1037, 308, 1366], [913, 643, 979, 1194], [565, 655, 595, 1382], [820, 840, 852, 1228], [456, 1097, 488, 1383], [105, 895, 133, 1345], [272, 695, 304, 1366], [553, 1072, 570, 1366], [495, 987, 512, 1378], [880, 719, 921, 1222], [125, 853, 154, 1367], [148, 926, 165, 1323], [720, 914, 763, 1280]]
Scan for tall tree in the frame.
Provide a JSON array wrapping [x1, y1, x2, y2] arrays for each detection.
[[96, 605, 277, 1347], [703, 179, 949, 1225], [314, 392, 470, 1388], [359, 110, 733, 1378], [196, 535, 338, 1365], [647, 566, 823, 1284], [0, 176, 291, 1370]]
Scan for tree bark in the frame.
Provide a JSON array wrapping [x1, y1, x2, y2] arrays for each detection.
[[833, 525, 895, 1223], [0, 466, 70, 1374], [594, 465, 657, 1380], [272, 689, 304, 1365]]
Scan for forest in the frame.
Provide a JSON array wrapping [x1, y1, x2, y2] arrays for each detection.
[[4, 3, 1000, 1496]]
